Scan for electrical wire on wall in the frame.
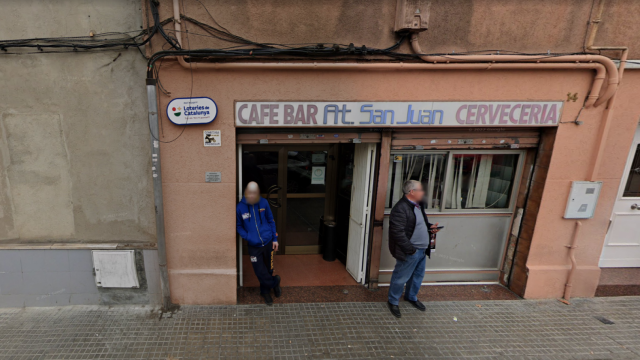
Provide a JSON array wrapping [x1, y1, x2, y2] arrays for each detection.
[[0, 1, 177, 56], [148, 0, 197, 144], [3, 0, 635, 63], [4, 0, 632, 66], [4, 0, 637, 144]]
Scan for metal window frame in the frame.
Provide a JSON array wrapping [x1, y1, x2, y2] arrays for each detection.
[[386, 149, 525, 215], [387, 150, 448, 210], [441, 149, 526, 214]]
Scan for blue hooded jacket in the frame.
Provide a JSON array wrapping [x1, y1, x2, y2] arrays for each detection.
[[236, 196, 278, 247]]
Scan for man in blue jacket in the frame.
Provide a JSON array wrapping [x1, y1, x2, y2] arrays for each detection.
[[236, 181, 282, 305]]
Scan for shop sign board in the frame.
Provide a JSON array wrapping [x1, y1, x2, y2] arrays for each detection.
[[235, 101, 562, 127], [167, 97, 217, 125]]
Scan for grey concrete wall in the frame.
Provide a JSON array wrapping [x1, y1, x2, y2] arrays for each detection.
[[0, 0, 155, 244], [0, 249, 161, 307]]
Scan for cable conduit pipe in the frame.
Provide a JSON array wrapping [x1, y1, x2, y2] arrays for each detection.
[[161, 57, 606, 74], [166, 0, 615, 108], [410, 33, 618, 108]]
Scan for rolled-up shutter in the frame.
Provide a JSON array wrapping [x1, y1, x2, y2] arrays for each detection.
[[391, 129, 539, 150], [236, 132, 381, 144]]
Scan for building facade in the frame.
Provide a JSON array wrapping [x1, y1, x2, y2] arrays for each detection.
[[1, 0, 640, 307], [0, 0, 161, 307]]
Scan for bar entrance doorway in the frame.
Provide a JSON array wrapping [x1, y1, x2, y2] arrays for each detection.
[[238, 142, 377, 288]]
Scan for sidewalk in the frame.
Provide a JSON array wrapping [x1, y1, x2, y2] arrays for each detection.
[[1, 297, 639, 359]]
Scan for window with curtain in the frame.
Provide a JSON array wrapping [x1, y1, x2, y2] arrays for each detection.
[[385, 153, 448, 209], [444, 153, 519, 210]]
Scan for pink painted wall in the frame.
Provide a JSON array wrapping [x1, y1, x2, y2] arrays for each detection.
[[524, 71, 640, 298], [155, 63, 640, 304]]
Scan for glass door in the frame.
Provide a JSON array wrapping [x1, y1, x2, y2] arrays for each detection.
[[242, 144, 335, 255], [241, 146, 284, 253], [284, 147, 331, 254]]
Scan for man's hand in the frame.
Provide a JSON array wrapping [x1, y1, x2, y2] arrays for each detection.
[[430, 223, 440, 233], [272, 241, 279, 252]]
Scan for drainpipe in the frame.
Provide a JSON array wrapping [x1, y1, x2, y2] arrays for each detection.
[[146, 77, 172, 310], [410, 33, 618, 108], [173, 0, 182, 47], [584, 0, 629, 181], [588, 53, 626, 181], [563, 221, 582, 302]]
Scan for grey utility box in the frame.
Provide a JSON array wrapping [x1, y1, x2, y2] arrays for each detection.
[[394, 0, 431, 33], [564, 181, 603, 219]]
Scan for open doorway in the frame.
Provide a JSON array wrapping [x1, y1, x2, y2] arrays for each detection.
[[238, 143, 376, 288]]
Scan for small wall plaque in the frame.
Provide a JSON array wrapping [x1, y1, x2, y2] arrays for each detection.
[[205, 172, 222, 183], [204, 130, 221, 147]]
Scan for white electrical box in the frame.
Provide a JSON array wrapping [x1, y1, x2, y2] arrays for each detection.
[[92, 250, 140, 288], [564, 181, 603, 219]]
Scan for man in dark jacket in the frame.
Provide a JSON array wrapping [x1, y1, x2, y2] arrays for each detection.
[[236, 181, 282, 305], [387, 180, 439, 318]]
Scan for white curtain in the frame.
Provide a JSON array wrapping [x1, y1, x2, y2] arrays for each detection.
[[485, 155, 515, 208], [445, 155, 491, 209], [395, 153, 517, 210], [468, 155, 493, 208], [425, 155, 443, 209], [391, 161, 403, 207], [390, 154, 445, 208], [465, 156, 478, 209], [446, 154, 494, 209], [446, 156, 464, 209]]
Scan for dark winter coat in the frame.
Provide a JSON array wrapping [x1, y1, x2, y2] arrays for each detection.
[[388, 196, 433, 261]]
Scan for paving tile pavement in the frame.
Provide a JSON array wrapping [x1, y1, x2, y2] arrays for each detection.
[[1, 296, 640, 359]]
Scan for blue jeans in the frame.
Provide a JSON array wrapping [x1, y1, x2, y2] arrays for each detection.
[[388, 249, 427, 305]]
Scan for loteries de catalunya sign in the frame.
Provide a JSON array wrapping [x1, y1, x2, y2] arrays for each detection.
[[235, 101, 563, 127]]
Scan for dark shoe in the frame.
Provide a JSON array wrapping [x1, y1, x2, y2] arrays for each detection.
[[387, 301, 401, 318], [261, 293, 273, 306], [273, 275, 282, 298], [405, 299, 426, 311]]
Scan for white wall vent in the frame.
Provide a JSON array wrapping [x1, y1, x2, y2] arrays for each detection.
[[92, 250, 140, 288]]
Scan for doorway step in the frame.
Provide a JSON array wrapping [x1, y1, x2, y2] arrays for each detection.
[[237, 284, 520, 305], [596, 268, 640, 297], [242, 254, 358, 287]]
